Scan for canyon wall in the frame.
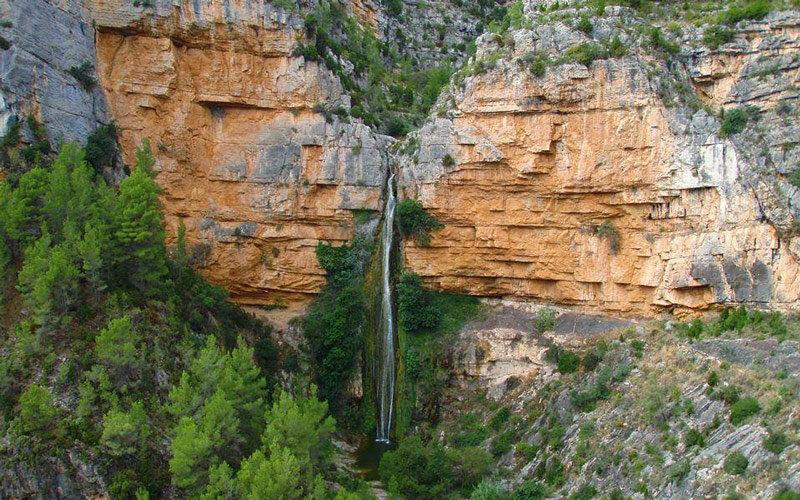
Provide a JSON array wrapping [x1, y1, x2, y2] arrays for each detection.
[[90, 0, 392, 309], [399, 8, 800, 315], [2, 1, 799, 316]]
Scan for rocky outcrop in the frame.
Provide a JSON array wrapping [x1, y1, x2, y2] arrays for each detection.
[[398, 8, 800, 315], [0, 0, 109, 145], [90, 0, 392, 308]]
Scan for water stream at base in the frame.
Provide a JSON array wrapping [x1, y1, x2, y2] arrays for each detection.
[[375, 173, 396, 443]]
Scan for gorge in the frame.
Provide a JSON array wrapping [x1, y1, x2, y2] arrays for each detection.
[[2, 0, 800, 498]]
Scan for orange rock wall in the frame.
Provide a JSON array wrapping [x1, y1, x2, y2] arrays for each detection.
[[399, 56, 800, 315], [91, 0, 390, 308]]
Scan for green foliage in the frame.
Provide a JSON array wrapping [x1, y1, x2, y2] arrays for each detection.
[[298, 2, 454, 136], [535, 307, 557, 332], [570, 484, 597, 500], [594, 220, 620, 253], [114, 140, 170, 296], [397, 272, 440, 332], [717, 1, 772, 25], [729, 397, 761, 425], [100, 401, 149, 456], [703, 25, 735, 49], [648, 27, 679, 56], [763, 430, 790, 454], [489, 406, 511, 431], [303, 237, 369, 409], [684, 427, 705, 448], [789, 168, 800, 188], [774, 490, 800, 500], [85, 122, 118, 173], [666, 458, 691, 481], [577, 16, 593, 34], [379, 434, 491, 499], [720, 106, 760, 137], [68, 62, 96, 91], [442, 154, 456, 167], [724, 451, 748, 475], [512, 480, 547, 500], [557, 350, 580, 374], [470, 480, 510, 500], [16, 384, 58, 435], [564, 43, 609, 66], [397, 198, 444, 247]]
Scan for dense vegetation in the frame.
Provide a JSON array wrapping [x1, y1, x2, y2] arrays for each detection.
[[396, 198, 444, 247], [0, 130, 368, 499], [302, 236, 371, 421]]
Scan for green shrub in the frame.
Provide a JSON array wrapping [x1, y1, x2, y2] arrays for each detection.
[[707, 370, 719, 387], [68, 62, 96, 91], [491, 430, 517, 456], [535, 308, 557, 331], [489, 406, 511, 431], [774, 490, 800, 500], [729, 397, 760, 425], [471, 480, 510, 500], [557, 350, 580, 374], [763, 430, 790, 454], [684, 427, 705, 448], [720, 106, 760, 137], [724, 451, 748, 475], [648, 27, 679, 56], [607, 36, 627, 57], [397, 198, 444, 247], [594, 220, 620, 253], [397, 272, 440, 332], [666, 458, 690, 480], [564, 43, 609, 66], [570, 484, 597, 500], [577, 17, 593, 34], [717, 384, 740, 404], [85, 122, 118, 173], [512, 481, 547, 500], [788, 168, 800, 188], [581, 350, 601, 371], [717, 1, 772, 25], [443, 154, 456, 167], [380, 435, 491, 499], [703, 26, 735, 49]]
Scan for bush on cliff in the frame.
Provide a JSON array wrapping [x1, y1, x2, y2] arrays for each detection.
[[397, 198, 444, 247], [397, 272, 440, 332]]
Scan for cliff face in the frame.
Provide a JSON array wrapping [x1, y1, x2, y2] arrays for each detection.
[[398, 8, 800, 315], [90, 0, 392, 309], [0, 0, 110, 144], [2, 1, 798, 316]]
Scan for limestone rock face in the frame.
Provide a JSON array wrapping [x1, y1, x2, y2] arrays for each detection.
[[398, 10, 800, 315], [0, 0, 110, 144], [90, 0, 392, 307]]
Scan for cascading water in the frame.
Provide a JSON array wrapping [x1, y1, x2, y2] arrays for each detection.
[[376, 173, 396, 443]]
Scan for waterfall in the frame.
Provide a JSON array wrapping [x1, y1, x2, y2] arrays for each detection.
[[376, 173, 396, 443]]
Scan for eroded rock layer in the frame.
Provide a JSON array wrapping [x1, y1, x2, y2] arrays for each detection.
[[91, 0, 391, 307], [399, 10, 800, 314]]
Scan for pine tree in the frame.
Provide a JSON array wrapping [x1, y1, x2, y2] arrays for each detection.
[[200, 463, 237, 500], [199, 390, 242, 465], [16, 231, 79, 327], [100, 401, 149, 456], [16, 384, 57, 436], [236, 448, 307, 500], [5, 167, 48, 244], [218, 338, 266, 446], [94, 316, 142, 386], [262, 387, 336, 472], [169, 416, 214, 493], [114, 139, 169, 296]]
